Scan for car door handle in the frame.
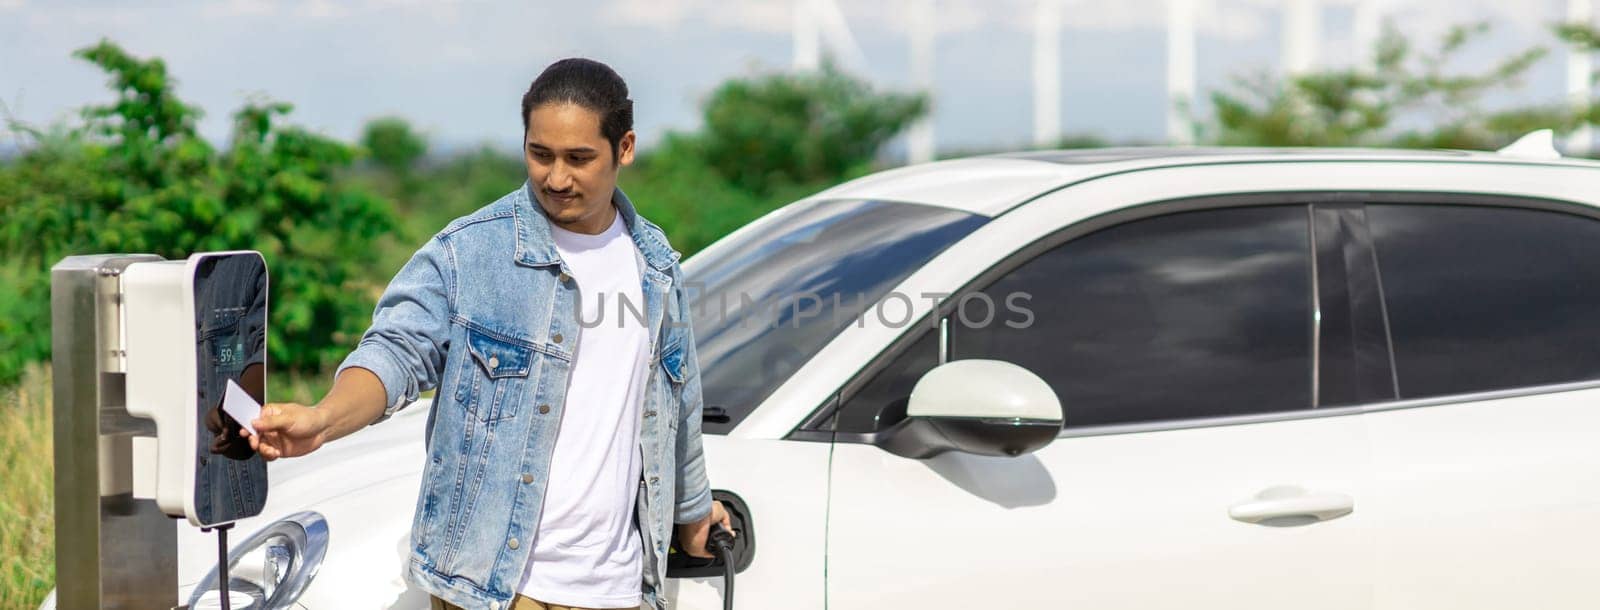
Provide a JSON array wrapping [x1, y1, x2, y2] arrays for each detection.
[[1228, 485, 1354, 525]]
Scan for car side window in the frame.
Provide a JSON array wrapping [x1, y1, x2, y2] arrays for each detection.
[[951, 205, 1314, 429], [1367, 204, 1600, 398], [834, 327, 938, 434], [834, 205, 1316, 434]]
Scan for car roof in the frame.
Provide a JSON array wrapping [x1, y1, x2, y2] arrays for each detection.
[[810, 146, 1600, 217]]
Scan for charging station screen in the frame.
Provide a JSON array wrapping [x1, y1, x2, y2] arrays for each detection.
[[192, 253, 269, 526]]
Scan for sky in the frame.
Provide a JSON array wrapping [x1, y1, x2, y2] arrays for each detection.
[[0, 0, 1589, 157]]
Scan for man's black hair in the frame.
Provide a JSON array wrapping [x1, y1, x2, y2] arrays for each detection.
[[521, 58, 634, 161]]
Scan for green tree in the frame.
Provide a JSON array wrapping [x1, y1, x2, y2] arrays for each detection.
[[334, 64, 930, 262], [623, 64, 927, 256], [1198, 21, 1585, 149], [360, 116, 428, 175], [693, 63, 927, 196], [0, 40, 397, 387]]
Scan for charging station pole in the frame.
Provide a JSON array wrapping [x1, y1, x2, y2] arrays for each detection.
[[52, 254, 179, 610]]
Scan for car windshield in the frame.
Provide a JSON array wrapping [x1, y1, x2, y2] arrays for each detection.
[[685, 199, 987, 434]]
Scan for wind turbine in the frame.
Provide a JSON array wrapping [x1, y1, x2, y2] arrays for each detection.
[[1352, 0, 1387, 70], [1568, 0, 1594, 156], [794, 0, 819, 71], [1033, 0, 1063, 148], [908, 0, 937, 163], [1167, 0, 1197, 145], [792, 0, 868, 72], [1282, 0, 1320, 75]]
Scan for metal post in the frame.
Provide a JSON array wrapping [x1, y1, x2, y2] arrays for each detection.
[[52, 254, 177, 610]]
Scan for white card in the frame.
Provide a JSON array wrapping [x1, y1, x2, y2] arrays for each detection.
[[222, 378, 262, 436]]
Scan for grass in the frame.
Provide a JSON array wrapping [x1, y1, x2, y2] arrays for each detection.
[[0, 363, 343, 609], [0, 363, 53, 609]]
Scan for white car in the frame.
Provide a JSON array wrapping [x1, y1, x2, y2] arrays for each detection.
[[141, 144, 1600, 609]]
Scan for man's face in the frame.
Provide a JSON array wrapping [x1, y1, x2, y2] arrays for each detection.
[[524, 102, 635, 233]]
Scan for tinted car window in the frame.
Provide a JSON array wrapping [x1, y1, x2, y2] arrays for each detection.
[[951, 206, 1314, 428], [836, 327, 938, 434], [1367, 204, 1600, 398], [687, 199, 986, 434]]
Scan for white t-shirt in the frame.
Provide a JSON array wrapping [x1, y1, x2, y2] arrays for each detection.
[[517, 210, 650, 608]]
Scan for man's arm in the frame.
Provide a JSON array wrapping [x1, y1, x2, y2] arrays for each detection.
[[313, 367, 388, 442], [246, 366, 387, 459], [670, 276, 712, 523], [250, 234, 455, 460], [667, 273, 731, 556]]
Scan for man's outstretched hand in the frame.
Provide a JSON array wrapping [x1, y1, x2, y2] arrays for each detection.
[[677, 500, 734, 559], [246, 403, 331, 461]]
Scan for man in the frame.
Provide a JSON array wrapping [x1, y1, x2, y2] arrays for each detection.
[[246, 58, 730, 610]]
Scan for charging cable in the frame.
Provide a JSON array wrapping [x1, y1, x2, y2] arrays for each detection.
[[708, 523, 737, 610], [201, 523, 235, 610]]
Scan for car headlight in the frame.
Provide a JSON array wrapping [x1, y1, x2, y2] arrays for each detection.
[[187, 511, 329, 610]]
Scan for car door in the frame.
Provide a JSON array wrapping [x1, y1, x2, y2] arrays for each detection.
[[1357, 199, 1600, 609], [824, 201, 1378, 609]]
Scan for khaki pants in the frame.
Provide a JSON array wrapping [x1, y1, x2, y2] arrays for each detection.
[[430, 594, 644, 610]]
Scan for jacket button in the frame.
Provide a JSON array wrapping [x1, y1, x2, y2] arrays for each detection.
[[487, 356, 500, 369], [552, 333, 564, 344], [538, 404, 550, 414], [522, 473, 534, 484], [644, 410, 656, 418], [507, 537, 519, 550], [649, 476, 659, 485], [558, 272, 571, 284]]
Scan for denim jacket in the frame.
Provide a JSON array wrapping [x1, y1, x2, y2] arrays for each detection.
[[337, 183, 711, 610]]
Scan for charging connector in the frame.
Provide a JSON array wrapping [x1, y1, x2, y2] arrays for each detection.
[[667, 491, 754, 609]]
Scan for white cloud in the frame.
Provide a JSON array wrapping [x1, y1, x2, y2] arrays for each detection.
[[0, 0, 1575, 152], [604, 0, 1290, 43], [295, 0, 351, 19], [202, 0, 278, 18], [606, 0, 790, 32], [200, 0, 464, 21], [361, 0, 462, 22], [604, 0, 696, 27]]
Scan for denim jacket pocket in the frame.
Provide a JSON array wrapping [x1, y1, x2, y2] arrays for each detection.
[[659, 340, 686, 386], [454, 325, 535, 423]]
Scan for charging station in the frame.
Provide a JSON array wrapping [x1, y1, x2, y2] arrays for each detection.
[[53, 252, 270, 610], [52, 250, 741, 609]]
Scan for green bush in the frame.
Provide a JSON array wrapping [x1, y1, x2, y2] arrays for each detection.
[[626, 65, 926, 256], [695, 63, 925, 196], [623, 134, 830, 257], [367, 65, 929, 260], [1197, 21, 1597, 150], [360, 116, 428, 176], [0, 40, 398, 386], [0, 45, 930, 389]]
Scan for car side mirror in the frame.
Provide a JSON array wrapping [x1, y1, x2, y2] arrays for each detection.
[[876, 360, 1064, 459]]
